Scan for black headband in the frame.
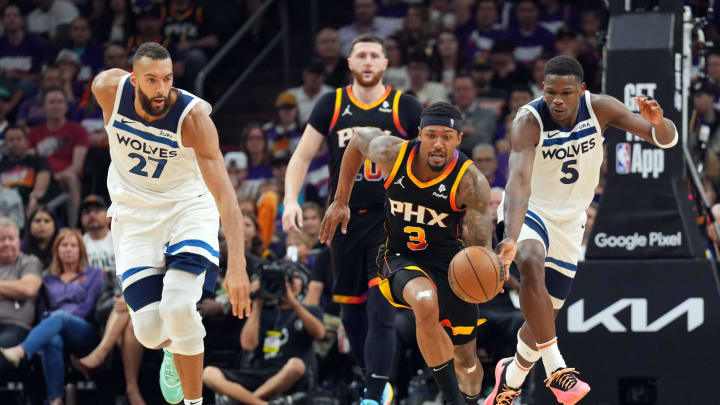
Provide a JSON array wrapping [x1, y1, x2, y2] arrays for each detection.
[[419, 115, 461, 131]]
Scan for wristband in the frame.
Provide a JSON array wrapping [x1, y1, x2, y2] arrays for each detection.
[[652, 123, 678, 149]]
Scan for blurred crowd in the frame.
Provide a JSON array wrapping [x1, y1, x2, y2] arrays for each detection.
[[1, 0, 718, 404]]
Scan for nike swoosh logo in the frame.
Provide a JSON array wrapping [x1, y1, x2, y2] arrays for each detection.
[[432, 363, 448, 372], [546, 131, 561, 138], [188, 401, 201, 405], [120, 118, 136, 125]]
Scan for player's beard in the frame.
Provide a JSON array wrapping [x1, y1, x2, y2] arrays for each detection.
[[351, 68, 384, 87], [137, 87, 171, 116]]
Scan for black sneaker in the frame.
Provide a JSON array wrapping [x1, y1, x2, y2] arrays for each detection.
[[483, 358, 521, 405]]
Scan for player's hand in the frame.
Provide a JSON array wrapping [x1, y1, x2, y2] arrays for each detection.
[[319, 201, 350, 244], [495, 238, 516, 281], [282, 200, 303, 233], [223, 257, 251, 318], [636, 95, 664, 126]]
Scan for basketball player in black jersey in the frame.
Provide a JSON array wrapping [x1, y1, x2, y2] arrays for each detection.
[[283, 34, 422, 405], [319, 103, 513, 405]]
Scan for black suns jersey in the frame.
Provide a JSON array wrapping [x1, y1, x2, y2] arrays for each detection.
[[307, 86, 422, 210], [383, 140, 474, 259]]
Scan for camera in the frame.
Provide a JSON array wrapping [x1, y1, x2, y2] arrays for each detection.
[[257, 260, 309, 301]]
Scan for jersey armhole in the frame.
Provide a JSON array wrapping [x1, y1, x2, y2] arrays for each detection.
[[383, 141, 409, 189], [519, 105, 544, 141], [392, 91, 408, 138], [449, 160, 474, 211], [110, 74, 130, 118], [175, 95, 200, 149], [328, 88, 343, 133]]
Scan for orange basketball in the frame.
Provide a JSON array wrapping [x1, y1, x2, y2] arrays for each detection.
[[448, 246, 505, 303]]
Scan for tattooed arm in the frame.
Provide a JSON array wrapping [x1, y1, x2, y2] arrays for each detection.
[[455, 164, 493, 249]]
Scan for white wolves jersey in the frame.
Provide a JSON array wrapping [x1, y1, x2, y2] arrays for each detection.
[[502, 92, 604, 223], [106, 74, 212, 207]]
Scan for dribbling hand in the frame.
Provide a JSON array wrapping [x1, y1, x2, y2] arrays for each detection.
[[495, 238, 516, 280], [635, 95, 664, 126], [223, 257, 251, 318], [282, 200, 303, 234], [319, 201, 350, 244]]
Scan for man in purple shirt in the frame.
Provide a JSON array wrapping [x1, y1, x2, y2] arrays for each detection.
[[507, 0, 556, 66], [0, 5, 46, 94]]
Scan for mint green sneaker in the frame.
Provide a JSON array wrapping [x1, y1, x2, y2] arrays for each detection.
[[159, 348, 183, 404]]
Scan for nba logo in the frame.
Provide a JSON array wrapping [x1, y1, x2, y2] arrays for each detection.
[[616, 143, 631, 174], [450, 118, 455, 127]]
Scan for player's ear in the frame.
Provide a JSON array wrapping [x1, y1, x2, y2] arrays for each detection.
[[457, 131, 464, 143], [129, 72, 137, 87], [579, 81, 587, 95]]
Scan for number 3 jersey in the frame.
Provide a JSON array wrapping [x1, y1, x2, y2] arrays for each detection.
[[500, 91, 604, 223], [307, 85, 422, 210], [383, 140, 473, 259], [106, 74, 211, 207]]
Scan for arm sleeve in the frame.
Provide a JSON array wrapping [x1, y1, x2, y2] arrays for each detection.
[[20, 254, 43, 278], [399, 93, 423, 139], [306, 91, 338, 137]]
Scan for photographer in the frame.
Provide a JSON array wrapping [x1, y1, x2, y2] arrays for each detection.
[[203, 261, 325, 405]]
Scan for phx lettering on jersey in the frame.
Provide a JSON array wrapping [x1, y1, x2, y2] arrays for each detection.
[[388, 198, 449, 227]]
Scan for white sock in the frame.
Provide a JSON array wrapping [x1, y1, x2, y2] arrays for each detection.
[[184, 398, 202, 405], [505, 355, 534, 389], [537, 337, 566, 377]]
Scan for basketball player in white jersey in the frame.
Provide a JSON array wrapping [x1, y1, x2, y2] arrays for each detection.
[[92, 43, 251, 405], [485, 55, 678, 405]]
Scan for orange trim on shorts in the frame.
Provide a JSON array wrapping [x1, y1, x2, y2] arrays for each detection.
[[333, 292, 368, 304], [440, 319, 475, 336], [450, 160, 473, 211], [536, 337, 558, 350], [368, 276, 381, 288], [406, 145, 459, 188], [328, 88, 343, 132], [346, 85, 392, 110], [392, 90, 407, 137], [384, 141, 409, 189]]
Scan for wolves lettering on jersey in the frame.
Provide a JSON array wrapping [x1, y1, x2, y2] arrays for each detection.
[[327, 86, 409, 209], [519, 91, 604, 221], [106, 74, 210, 207], [383, 141, 473, 258]]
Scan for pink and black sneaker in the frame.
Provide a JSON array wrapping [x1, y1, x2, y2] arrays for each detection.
[[544, 368, 591, 405], [483, 358, 522, 405]]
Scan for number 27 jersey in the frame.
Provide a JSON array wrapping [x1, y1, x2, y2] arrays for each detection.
[[106, 74, 211, 207]]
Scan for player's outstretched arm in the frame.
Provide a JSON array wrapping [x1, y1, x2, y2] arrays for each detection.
[[91, 68, 129, 125], [594, 94, 678, 148], [318, 127, 403, 243], [182, 105, 251, 319], [282, 124, 325, 233], [498, 110, 540, 269]]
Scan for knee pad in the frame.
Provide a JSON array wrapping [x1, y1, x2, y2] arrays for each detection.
[[158, 270, 206, 355], [131, 309, 168, 349], [517, 330, 541, 363], [367, 287, 396, 328]]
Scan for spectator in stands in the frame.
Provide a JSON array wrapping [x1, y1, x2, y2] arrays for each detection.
[[0, 86, 11, 142], [428, 0, 455, 31], [55, 49, 85, 101], [452, 74, 497, 156], [489, 186, 503, 224], [62, 17, 105, 84], [125, 5, 175, 59], [706, 50, 720, 95], [264, 92, 302, 154], [225, 151, 248, 191], [16, 67, 65, 129], [314, 28, 350, 88], [461, 0, 507, 64], [488, 39, 533, 90], [93, 0, 134, 45], [286, 60, 333, 125], [0, 217, 43, 372], [529, 54, 549, 97], [430, 30, 466, 92], [507, 85, 534, 116], [394, 5, 436, 54], [554, 26, 599, 93], [473, 143, 505, 188], [285, 231, 315, 267], [163, 0, 219, 88], [338, 0, 402, 57], [579, 7, 604, 51], [406, 51, 448, 106], [240, 123, 273, 200], [79, 195, 114, 274], [538, 0, 580, 34], [0, 229, 102, 405], [22, 206, 58, 269], [0, 187, 24, 229], [0, 5, 45, 94], [104, 41, 130, 71], [301, 202, 323, 242], [75, 93, 110, 200], [578, 7, 604, 90], [383, 35, 410, 91], [202, 271, 325, 405], [508, 0, 555, 66], [26, 0, 80, 44], [0, 126, 61, 216], [470, 61, 507, 117], [29, 88, 89, 227]]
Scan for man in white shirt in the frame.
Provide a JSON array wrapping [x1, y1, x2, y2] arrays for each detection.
[[286, 60, 333, 125], [80, 194, 115, 274], [406, 52, 448, 107], [27, 0, 79, 42]]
